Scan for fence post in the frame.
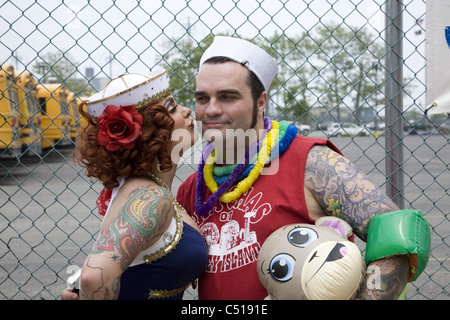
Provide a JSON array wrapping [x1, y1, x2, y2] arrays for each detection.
[[385, 0, 405, 209]]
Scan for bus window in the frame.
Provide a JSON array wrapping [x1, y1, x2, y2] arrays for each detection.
[[39, 97, 47, 114], [15, 70, 43, 156], [0, 64, 22, 158]]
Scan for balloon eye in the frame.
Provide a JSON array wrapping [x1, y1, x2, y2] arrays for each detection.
[[288, 227, 318, 247], [269, 254, 295, 282]]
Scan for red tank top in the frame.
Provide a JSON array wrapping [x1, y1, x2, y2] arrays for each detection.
[[177, 136, 341, 300]]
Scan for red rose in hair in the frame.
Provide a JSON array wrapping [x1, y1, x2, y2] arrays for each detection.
[[97, 105, 143, 152]]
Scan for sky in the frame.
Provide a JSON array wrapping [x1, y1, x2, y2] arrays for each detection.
[[0, 0, 426, 109]]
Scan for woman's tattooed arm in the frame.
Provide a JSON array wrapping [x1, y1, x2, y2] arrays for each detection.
[[79, 185, 172, 300], [304, 145, 410, 299]]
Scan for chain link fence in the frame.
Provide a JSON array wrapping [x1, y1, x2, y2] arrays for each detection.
[[0, 0, 448, 300]]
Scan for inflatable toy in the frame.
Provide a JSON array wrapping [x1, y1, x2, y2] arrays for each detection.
[[257, 216, 365, 300]]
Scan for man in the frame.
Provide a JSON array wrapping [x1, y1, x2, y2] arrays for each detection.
[[176, 36, 429, 300]]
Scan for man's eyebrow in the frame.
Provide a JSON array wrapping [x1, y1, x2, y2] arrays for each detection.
[[218, 89, 243, 97], [194, 91, 207, 97], [194, 89, 243, 97]]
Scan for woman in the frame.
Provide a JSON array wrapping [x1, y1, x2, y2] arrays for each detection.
[[63, 69, 207, 300]]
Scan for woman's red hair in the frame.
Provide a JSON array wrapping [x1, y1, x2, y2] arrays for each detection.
[[74, 101, 174, 189]]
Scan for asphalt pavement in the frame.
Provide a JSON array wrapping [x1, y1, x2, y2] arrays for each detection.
[[0, 134, 448, 299]]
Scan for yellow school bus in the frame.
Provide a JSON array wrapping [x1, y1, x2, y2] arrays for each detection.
[[15, 70, 42, 156], [37, 83, 71, 149], [0, 64, 22, 158]]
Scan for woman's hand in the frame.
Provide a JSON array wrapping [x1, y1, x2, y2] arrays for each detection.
[[61, 288, 79, 300]]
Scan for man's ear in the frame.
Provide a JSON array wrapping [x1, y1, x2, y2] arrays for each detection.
[[257, 92, 268, 117]]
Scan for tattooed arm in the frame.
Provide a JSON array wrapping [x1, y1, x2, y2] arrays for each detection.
[[304, 145, 410, 299], [79, 185, 172, 300]]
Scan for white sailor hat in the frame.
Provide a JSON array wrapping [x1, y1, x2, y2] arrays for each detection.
[[199, 36, 278, 92], [86, 68, 170, 117]]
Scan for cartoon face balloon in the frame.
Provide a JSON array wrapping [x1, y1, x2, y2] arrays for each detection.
[[257, 216, 365, 300]]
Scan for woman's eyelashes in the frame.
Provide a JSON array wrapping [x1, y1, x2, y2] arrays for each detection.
[[165, 99, 178, 113]]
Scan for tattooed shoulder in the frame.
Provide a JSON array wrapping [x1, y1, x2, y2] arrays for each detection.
[[305, 145, 397, 240], [91, 184, 174, 271], [123, 185, 173, 237]]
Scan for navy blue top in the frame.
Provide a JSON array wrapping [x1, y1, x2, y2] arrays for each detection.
[[118, 222, 208, 300]]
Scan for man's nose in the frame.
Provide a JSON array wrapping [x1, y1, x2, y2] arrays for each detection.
[[205, 98, 222, 116]]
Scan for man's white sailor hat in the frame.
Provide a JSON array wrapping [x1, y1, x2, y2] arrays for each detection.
[[199, 36, 278, 92], [86, 68, 170, 117]]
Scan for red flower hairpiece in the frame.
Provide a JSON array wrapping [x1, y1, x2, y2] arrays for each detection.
[[97, 105, 143, 152]]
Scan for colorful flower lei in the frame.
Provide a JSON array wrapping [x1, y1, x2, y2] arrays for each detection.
[[195, 118, 297, 216], [204, 120, 279, 203], [212, 120, 287, 177], [212, 120, 298, 186]]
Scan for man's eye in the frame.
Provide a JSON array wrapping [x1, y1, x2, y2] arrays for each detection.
[[221, 95, 235, 101], [195, 96, 208, 104]]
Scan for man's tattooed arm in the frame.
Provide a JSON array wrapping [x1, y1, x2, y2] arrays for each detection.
[[79, 185, 172, 300], [358, 255, 411, 300], [304, 145, 398, 240], [304, 145, 410, 299]]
